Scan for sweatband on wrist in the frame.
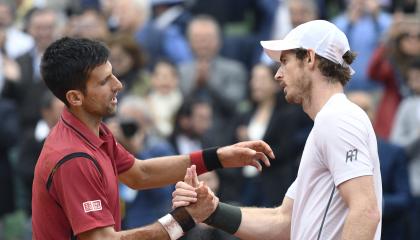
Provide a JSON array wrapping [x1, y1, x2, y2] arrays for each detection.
[[204, 202, 242, 234], [158, 214, 183, 240], [170, 207, 196, 232], [190, 147, 222, 175]]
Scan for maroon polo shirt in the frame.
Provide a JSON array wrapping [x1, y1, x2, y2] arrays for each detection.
[[32, 108, 135, 239]]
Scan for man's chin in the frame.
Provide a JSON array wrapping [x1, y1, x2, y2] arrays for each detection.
[[285, 94, 301, 105], [105, 106, 117, 116]]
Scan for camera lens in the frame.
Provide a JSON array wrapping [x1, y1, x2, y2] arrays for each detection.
[[120, 119, 139, 138]]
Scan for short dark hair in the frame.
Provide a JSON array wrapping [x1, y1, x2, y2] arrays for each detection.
[[294, 48, 357, 86], [41, 37, 109, 106]]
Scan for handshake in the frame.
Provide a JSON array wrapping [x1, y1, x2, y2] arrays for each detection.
[[158, 140, 275, 239], [159, 165, 241, 240]]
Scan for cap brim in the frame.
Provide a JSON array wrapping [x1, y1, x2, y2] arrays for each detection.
[[260, 40, 300, 62]]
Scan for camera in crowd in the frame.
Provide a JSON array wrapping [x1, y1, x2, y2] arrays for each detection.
[[119, 118, 140, 139]]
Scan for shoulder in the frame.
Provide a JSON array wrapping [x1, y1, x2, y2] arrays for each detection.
[[314, 96, 370, 139]]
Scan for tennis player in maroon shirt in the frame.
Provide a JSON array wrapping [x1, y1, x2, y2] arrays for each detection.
[[32, 37, 274, 240]]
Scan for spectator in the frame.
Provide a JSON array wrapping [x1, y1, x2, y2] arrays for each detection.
[[65, 8, 110, 41], [0, 28, 21, 100], [136, 0, 192, 69], [368, 15, 420, 139], [0, 0, 34, 59], [16, 91, 64, 215], [0, 97, 19, 234], [333, 0, 392, 91], [169, 98, 215, 155], [15, 8, 60, 134], [107, 34, 150, 98], [148, 59, 183, 137], [261, 0, 319, 65], [179, 15, 247, 146], [232, 63, 311, 207], [348, 90, 412, 240], [110, 0, 150, 35], [167, 97, 229, 239], [106, 95, 176, 229], [390, 58, 420, 240]]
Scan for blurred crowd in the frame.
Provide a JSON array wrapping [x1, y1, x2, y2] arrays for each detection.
[[0, 0, 419, 239]]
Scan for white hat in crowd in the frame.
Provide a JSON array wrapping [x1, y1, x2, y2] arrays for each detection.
[[261, 20, 355, 75]]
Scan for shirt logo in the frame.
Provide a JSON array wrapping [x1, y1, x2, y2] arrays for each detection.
[[83, 200, 102, 213], [345, 149, 358, 163]]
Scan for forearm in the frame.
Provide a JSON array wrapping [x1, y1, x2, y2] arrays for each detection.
[[341, 209, 380, 240], [119, 222, 170, 240], [136, 155, 191, 189], [81, 208, 196, 240], [235, 206, 290, 240], [79, 223, 170, 240]]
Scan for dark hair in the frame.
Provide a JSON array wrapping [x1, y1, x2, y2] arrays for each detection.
[[107, 34, 145, 70], [153, 58, 179, 76], [294, 48, 357, 86], [41, 37, 109, 106]]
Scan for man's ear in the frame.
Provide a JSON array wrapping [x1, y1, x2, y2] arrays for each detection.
[[66, 90, 84, 107], [306, 49, 316, 69]]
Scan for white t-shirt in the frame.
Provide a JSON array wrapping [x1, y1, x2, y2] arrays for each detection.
[[286, 93, 382, 240]]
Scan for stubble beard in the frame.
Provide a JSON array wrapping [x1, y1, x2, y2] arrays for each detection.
[[285, 72, 312, 105]]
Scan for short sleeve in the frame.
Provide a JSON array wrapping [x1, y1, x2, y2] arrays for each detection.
[[285, 180, 297, 200], [51, 157, 115, 235], [316, 114, 374, 186], [114, 140, 135, 174]]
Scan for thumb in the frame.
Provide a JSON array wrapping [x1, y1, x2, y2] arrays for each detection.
[[184, 167, 193, 186]]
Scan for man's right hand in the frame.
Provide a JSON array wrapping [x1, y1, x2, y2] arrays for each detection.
[[172, 165, 219, 223]]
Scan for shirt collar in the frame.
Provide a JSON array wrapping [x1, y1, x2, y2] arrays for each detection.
[[61, 107, 105, 149]]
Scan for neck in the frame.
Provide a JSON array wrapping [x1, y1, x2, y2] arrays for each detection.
[[68, 108, 102, 136], [302, 77, 343, 120]]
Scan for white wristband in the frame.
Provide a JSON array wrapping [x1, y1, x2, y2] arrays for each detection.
[[158, 214, 184, 240]]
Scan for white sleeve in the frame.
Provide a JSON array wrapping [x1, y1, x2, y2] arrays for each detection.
[[316, 114, 373, 186], [285, 180, 297, 200]]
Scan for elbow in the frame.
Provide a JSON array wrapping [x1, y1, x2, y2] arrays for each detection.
[[363, 205, 381, 226]]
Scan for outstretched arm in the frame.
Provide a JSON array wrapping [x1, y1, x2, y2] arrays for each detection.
[[234, 197, 293, 240], [119, 140, 274, 190]]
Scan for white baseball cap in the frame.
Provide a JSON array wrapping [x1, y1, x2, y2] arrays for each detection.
[[260, 20, 355, 74]]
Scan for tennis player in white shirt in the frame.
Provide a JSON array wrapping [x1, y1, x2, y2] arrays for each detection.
[[170, 20, 382, 240]]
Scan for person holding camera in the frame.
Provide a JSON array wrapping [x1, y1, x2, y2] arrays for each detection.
[[106, 95, 178, 229]]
